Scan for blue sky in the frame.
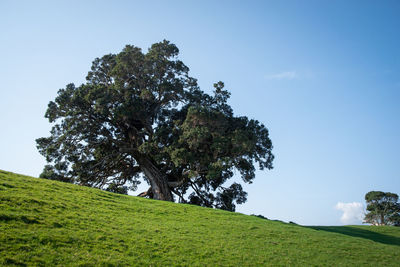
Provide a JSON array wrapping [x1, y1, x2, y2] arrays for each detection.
[[1, 0, 399, 225]]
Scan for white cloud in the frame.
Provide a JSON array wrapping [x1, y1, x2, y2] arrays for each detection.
[[265, 71, 298, 80], [335, 202, 364, 225]]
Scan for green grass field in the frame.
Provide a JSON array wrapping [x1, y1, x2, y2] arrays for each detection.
[[1, 170, 399, 266]]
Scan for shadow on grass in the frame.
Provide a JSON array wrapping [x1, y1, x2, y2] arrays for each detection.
[[307, 226, 400, 246]]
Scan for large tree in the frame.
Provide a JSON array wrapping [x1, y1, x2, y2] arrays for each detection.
[[36, 40, 274, 211], [364, 191, 400, 226]]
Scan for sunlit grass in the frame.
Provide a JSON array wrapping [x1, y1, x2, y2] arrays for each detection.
[[1, 170, 399, 266]]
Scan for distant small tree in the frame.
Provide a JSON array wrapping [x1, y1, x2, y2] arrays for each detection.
[[364, 191, 400, 226]]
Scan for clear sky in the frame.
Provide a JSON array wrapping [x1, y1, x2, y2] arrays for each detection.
[[1, 0, 399, 225]]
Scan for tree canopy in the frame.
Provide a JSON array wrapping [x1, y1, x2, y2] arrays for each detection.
[[364, 191, 400, 226], [36, 40, 274, 211]]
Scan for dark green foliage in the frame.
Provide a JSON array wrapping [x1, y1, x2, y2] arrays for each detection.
[[39, 164, 72, 183], [105, 183, 129, 194], [364, 191, 400, 226], [215, 183, 247, 211], [36, 40, 274, 211]]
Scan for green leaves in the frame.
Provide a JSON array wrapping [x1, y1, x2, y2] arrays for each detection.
[[364, 191, 400, 226], [37, 40, 274, 211]]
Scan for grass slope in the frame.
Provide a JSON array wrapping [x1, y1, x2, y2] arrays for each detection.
[[1, 170, 399, 266]]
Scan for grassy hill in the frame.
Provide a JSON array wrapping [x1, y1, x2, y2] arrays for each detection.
[[1, 170, 399, 266]]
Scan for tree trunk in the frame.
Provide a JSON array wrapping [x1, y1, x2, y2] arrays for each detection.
[[135, 154, 173, 201], [381, 213, 385, 226]]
